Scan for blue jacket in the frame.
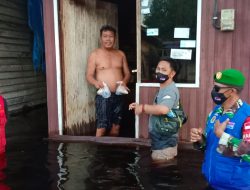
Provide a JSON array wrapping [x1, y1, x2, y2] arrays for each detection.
[[202, 102, 250, 190]]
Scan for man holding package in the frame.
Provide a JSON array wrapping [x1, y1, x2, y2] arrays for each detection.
[[86, 25, 130, 137], [190, 69, 250, 189]]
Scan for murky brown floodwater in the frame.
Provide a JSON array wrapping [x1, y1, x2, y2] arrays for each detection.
[[4, 141, 208, 190], [2, 106, 208, 190]]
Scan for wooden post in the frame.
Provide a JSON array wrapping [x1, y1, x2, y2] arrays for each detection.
[[43, 0, 60, 136], [136, 0, 141, 83]]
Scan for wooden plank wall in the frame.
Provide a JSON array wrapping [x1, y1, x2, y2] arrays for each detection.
[[0, 0, 47, 113], [60, 0, 118, 135], [139, 0, 250, 142]]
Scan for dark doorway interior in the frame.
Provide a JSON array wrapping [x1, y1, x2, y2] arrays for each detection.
[[100, 0, 137, 137], [120, 1, 136, 137], [118, 0, 136, 137]]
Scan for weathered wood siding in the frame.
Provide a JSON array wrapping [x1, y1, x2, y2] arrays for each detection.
[[60, 0, 118, 135], [139, 0, 250, 142], [0, 0, 47, 113]]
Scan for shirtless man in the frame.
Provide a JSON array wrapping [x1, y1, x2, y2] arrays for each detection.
[[86, 25, 131, 137]]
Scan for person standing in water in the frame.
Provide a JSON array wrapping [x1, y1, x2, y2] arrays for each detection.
[[190, 69, 250, 189], [129, 57, 185, 162], [86, 25, 130, 137]]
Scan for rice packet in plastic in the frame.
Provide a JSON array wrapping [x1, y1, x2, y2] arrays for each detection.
[[115, 81, 129, 95], [97, 82, 111, 98]]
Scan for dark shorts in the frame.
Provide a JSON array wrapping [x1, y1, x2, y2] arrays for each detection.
[[149, 129, 178, 150], [95, 93, 123, 129]]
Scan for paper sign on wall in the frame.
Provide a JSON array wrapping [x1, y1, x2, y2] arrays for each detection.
[[141, 0, 149, 7], [141, 8, 150, 14], [170, 49, 192, 60], [180, 40, 196, 48], [174, 28, 190, 38], [146, 28, 159, 36]]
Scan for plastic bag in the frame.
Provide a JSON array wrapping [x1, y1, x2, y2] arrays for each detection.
[[115, 81, 129, 95], [97, 82, 111, 98]]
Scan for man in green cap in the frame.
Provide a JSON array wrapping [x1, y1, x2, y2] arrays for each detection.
[[190, 68, 250, 189]]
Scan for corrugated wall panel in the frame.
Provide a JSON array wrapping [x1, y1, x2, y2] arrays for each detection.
[[0, 0, 47, 113]]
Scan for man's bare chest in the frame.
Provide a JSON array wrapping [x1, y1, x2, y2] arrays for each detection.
[[96, 54, 123, 69]]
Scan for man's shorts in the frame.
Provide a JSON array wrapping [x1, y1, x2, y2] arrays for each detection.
[[95, 93, 123, 129], [151, 145, 177, 161]]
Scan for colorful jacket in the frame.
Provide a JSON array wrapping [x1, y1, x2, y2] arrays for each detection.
[[202, 101, 250, 189]]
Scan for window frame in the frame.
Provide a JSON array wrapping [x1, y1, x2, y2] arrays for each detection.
[[136, 0, 202, 88]]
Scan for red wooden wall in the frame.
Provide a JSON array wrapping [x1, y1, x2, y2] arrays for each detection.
[[44, 0, 250, 138], [139, 0, 250, 142]]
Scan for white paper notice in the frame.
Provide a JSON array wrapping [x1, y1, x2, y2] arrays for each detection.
[[146, 28, 159, 36], [141, 0, 149, 7], [180, 40, 196, 48], [174, 28, 190, 38], [170, 49, 192, 60], [141, 8, 150, 14]]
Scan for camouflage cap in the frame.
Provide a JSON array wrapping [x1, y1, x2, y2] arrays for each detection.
[[214, 69, 245, 87]]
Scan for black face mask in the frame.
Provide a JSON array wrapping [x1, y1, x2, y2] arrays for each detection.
[[211, 88, 227, 105], [155, 72, 169, 83]]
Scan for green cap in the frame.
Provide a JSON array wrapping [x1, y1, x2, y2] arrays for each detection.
[[214, 69, 245, 87]]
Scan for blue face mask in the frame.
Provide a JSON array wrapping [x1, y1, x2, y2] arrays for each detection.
[[211, 88, 227, 105], [155, 72, 169, 83]]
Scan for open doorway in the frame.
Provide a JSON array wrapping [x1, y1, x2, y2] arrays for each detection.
[[100, 0, 137, 137], [59, 0, 137, 137], [117, 0, 137, 137]]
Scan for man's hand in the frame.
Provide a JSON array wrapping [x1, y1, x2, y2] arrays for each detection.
[[94, 81, 104, 89], [214, 118, 230, 138], [121, 84, 130, 92], [190, 128, 203, 143], [129, 102, 142, 115], [118, 81, 130, 92]]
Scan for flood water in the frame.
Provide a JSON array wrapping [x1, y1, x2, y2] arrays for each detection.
[[2, 107, 208, 190]]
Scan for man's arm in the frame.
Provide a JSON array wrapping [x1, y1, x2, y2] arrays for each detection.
[[129, 102, 170, 115], [216, 134, 250, 162], [129, 91, 178, 115], [214, 119, 250, 162], [121, 51, 131, 85], [228, 137, 250, 162], [86, 51, 103, 89], [142, 104, 170, 115]]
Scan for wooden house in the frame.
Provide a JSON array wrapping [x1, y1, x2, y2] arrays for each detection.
[[43, 0, 250, 143]]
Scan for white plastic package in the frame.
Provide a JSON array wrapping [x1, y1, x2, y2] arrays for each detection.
[[115, 81, 129, 95], [97, 82, 111, 98]]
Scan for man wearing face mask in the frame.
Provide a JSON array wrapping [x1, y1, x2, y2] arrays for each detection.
[[129, 57, 185, 162], [190, 69, 250, 190]]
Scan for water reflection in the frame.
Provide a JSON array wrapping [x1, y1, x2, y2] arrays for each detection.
[[54, 143, 206, 190], [0, 153, 11, 190], [83, 145, 144, 189], [57, 143, 68, 189], [5, 140, 207, 189], [126, 150, 144, 189]]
